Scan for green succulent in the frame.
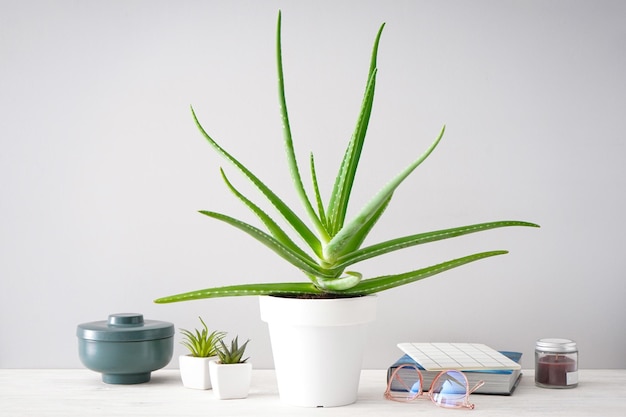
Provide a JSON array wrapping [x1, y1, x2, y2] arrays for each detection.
[[217, 337, 250, 365], [154, 11, 538, 304], [180, 317, 226, 357]]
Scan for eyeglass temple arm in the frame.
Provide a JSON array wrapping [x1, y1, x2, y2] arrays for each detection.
[[468, 380, 485, 394], [459, 380, 485, 410]]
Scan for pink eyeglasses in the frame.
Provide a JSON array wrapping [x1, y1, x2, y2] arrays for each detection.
[[385, 364, 485, 409]]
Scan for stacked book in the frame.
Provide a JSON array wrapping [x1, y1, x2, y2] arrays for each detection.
[[387, 343, 523, 395]]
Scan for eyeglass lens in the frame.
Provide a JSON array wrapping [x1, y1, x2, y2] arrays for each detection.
[[386, 366, 422, 401], [431, 370, 468, 408]]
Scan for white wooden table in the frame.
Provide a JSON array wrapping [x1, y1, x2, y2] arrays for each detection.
[[1, 369, 624, 416]]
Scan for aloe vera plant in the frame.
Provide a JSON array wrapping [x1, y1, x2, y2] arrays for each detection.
[[155, 12, 538, 304]]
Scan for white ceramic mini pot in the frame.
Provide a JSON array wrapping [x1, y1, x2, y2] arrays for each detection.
[[179, 354, 217, 389], [209, 360, 252, 400]]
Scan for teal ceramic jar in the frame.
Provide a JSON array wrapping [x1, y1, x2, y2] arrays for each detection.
[[77, 313, 174, 384]]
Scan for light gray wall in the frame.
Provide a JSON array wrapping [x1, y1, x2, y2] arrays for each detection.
[[1, 0, 625, 370]]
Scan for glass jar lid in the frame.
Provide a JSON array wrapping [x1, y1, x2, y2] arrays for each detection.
[[76, 313, 174, 342], [535, 338, 577, 353]]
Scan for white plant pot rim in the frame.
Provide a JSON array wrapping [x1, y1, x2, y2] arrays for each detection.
[[179, 354, 217, 360], [259, 294, 377, 326]]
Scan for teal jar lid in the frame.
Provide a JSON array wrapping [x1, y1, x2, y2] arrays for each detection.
[[77, 313, 174, 342]]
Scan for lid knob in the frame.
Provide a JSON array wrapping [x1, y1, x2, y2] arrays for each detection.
[[108, 313, 144, 327]]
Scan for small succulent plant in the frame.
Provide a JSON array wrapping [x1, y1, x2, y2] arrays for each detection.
[[216, 336, 250, 365], [180, 317, 226, 358]]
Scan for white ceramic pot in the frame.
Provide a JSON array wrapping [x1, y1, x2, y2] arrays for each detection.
[[209, 360, 253, 400], [178, 354, 216, 389], [259, 295, 377, 407]]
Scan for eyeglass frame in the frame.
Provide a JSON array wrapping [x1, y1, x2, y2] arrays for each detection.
[[384, 363, 485, 409]]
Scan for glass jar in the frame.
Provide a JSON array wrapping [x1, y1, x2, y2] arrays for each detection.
[[535, 338, 578, 388]]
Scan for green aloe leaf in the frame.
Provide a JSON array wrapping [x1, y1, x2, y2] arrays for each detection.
[[154, 282, 325, 303], [327, 69, 377, 234], [219, 168, 313, 262], [309, 153, 327, 227], [198, 211, 338, 279], [329, 194, 393, 260], [327, 23, 385, 235], [192, 107, 323, 258], [340, 250, 509, 295], [335, 220, 540, 269], [316, 271, 362, 291], [324, 125, 445, 262], [276, 11, 329, 242]]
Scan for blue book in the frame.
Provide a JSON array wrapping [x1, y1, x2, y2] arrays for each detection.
[[387, 351, 523, 395]]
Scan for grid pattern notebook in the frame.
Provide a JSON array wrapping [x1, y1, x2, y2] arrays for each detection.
[[397, 342, 522, 371]]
